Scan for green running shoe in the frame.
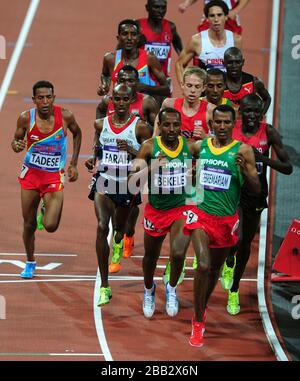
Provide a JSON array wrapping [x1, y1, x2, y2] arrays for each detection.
[[220, 255, 236, 290], [97, 286, 112, 306], [109, 232, 123, 273], [37, 201, 45, 230], [162, 259, 186, 286], [227, 290, 240, 315], [192, 255, 197, 270]]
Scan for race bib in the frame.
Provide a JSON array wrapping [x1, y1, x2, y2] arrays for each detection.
[[20, 164, 29, 179], [183, 210, 198, 224], [154, 172, 186, 189], [102, 146, 129, 167], [200, 166, 232, 191], [144, 217, 155, 231], [144, 43, 170, 61], [29, 153, 61, 170]]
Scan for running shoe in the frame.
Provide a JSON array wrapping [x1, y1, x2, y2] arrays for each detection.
[[109, 232, 123, 273], [192, 255, 197, 270], [165, 282, 179, 317], [227, 290, 240, 315], [123, 234, 134, 259], [20, 261, 36, 279], [162, 259, 186, 286], [220, 255, 236, 290], [36, 201, 45, 231], [143, 284, 156, 318], [97, 286, 112, 306], [189, 316, 205, 347]]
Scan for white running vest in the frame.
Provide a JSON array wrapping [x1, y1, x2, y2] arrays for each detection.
[[99, 116, 140, 182], [199, 29, 234, 71]]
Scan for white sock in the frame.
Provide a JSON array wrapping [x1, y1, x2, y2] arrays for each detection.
[[167, 282, 176, 293], [145, 285, 154, 295]]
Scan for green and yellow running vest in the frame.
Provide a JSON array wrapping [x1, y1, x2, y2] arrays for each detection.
[[148, 136, 193, 210], [198, 137, 244, 216]]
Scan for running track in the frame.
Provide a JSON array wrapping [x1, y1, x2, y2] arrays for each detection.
[[0, 0, 284, 361]]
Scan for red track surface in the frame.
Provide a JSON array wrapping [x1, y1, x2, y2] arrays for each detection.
[[0, 0, 276, 361]]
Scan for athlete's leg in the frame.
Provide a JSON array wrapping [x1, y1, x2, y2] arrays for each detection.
[[21, 188, 41, 262], [42, 190, 64, 232], [114, 205, 132, 243], [94, 193, 115, 288], [191, 228, 210, 322], [231, 207, 262, 292], [125, 206, 139, 237], [143, 232, 166, 289], [206, 247, 231, 304], [169, 219, 190, 287]]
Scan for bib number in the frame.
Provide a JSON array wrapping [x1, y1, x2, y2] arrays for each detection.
[[20, 164, 29, 179], [183, 210, 198, 224]]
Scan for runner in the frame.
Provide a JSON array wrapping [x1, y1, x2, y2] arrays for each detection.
[[11, 80, 82, 278]]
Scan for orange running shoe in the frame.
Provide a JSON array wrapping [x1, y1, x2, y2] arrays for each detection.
[[109, 262, 121, 273], [189, 316, 205, 348], [123, 234, 134, 258]]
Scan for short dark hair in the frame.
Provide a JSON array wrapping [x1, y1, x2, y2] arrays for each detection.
[[224, 47, 243, 60], [118, 65, 139, 80], [212, 104, 236, 122], [112, 83, 133, 97], [206, 68, 226, 82], [158, 107, 181, 124], [32, 80, 54, 96], [118, 19, 140, 35], [240, 94, 264, 110], [204, 0, 229, 17]]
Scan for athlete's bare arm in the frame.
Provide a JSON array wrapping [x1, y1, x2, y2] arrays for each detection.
[[117, 119, 152, 157], [237, 143, 261, 194], [233, 33, 242, 50], [258, 125, 293, 175], [175, 34, 201, 85], [11, 112, 28, 153], [62, 109, 82, 182], [142, 95, 159, 128], [97, 52, 114, 96], [253, 77, 271, 115], [170, 22, 183, 55], [153, 97, 176, 136], [228, 0, 250, 19], [85, 119, 104, 172], [178, 0, 197, 13], [137, 54, 170, 96], [96, 96, 110, 119]]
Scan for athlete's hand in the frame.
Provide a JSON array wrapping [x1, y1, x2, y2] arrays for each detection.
[[228, 9, 238, 20], [178, 2, 188, 13], [67, 164, 78, 182], [85, 157, 96, 172], [193, 126, 206, 140], [11, 138, 26, 153], [97, 83, 109, 96], [116, 139, 129, 152]]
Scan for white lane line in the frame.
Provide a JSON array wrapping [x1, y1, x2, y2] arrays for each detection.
[[0, 278, 94, 284], [0, 273, 95, 278], [0, 273, 257, 282], [0, 253, 77, 257], [0, 0, 40, 111], [258, 0, 289, 362], [93, 221, 113, 362], [0, 353, 103, 357]]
